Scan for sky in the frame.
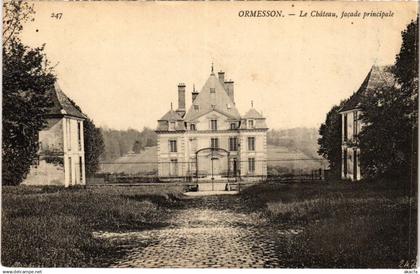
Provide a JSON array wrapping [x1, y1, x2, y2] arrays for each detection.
[[20, 1, 418, 130]]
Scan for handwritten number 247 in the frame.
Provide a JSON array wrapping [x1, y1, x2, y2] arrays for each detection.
[[399, 259, 417, 268], [51, 13, 63, 20]]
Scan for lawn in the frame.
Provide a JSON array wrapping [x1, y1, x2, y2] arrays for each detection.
[[1, 185, 185, 267], [240, 179, 418, 268], [2, 179, 417, 268]]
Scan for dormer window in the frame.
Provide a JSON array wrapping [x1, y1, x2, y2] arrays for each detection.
[[194, 105, 199, 111], [190, 124, 196, 131], [230, 123, 236, 130], [210, 120, 218, 131], [169, 121, 176, 131], [210, 88, 215, 93], [211, 104, 216, 109], [248, 120, 254, 128]]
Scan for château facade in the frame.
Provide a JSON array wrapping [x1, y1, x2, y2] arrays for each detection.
[[156, 66, 268, 180]]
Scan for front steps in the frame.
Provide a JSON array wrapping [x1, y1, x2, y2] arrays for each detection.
[[186, 177, 259, 192], [195, 180, 240, 192]]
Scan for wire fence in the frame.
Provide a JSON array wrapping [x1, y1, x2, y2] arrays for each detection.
[[86, 158, 328, 185]]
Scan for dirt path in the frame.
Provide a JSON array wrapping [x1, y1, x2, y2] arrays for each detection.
[[94, 195, 302, 268]]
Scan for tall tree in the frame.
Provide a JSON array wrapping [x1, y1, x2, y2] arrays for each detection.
[[2, 1, 56, 185], [394, 17, 419, 185], [3, 0, 34, 47], [140, 127, 158, 147], [317, 101, 347, 178], [394, 17, 419, 98], [359, 83, 412, 179], [100, 127, 157, 160], [132, 140, 142, 154], [83, 119, 105, 176], [359, 18, 418, 182]]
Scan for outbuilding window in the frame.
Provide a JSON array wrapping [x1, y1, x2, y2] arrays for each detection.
[[66, 119, 71, 151], [343, 114, 348, 142], [353, 111, 358, 138], [77, 121, 82, 151], [79, 156, 83, 183]]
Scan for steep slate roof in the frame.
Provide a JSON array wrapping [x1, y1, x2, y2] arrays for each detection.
[[47, 83, 87, 119], [340, 65, 395, 112], [184, 73, 241, 121], [158, 109, 183, 121], [243, 108, 264, 119], [157, 108, 185, 131], [241, 107, 268, 129]]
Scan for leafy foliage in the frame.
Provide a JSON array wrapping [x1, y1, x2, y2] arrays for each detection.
[[83, 119, 105, 176], [359, 84, 412, 178], [394, 17, 419, 97], [393, 17, 419, 184], [3, 0, 35, 47], [3, 39, 56, 185], [359, 18, 418, 183], [317, 101, 347, 177], [2, 1, 57, 185]]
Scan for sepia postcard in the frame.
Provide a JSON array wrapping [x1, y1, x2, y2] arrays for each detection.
[[1, 0, 418, 272]]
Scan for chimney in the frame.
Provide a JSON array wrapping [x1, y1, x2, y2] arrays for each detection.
[[218, 71, 225, 85], [224, 80, 234, 104], [192, 84, 199, 103], [177, 83, 186, 110]]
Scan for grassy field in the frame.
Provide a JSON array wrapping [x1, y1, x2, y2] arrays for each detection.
[[240, 179, 418, 268], [2, 179, 417, 268], [266, 145, 326, 174], [100, 146, 158, 175], [1, 185, 184, 267]]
